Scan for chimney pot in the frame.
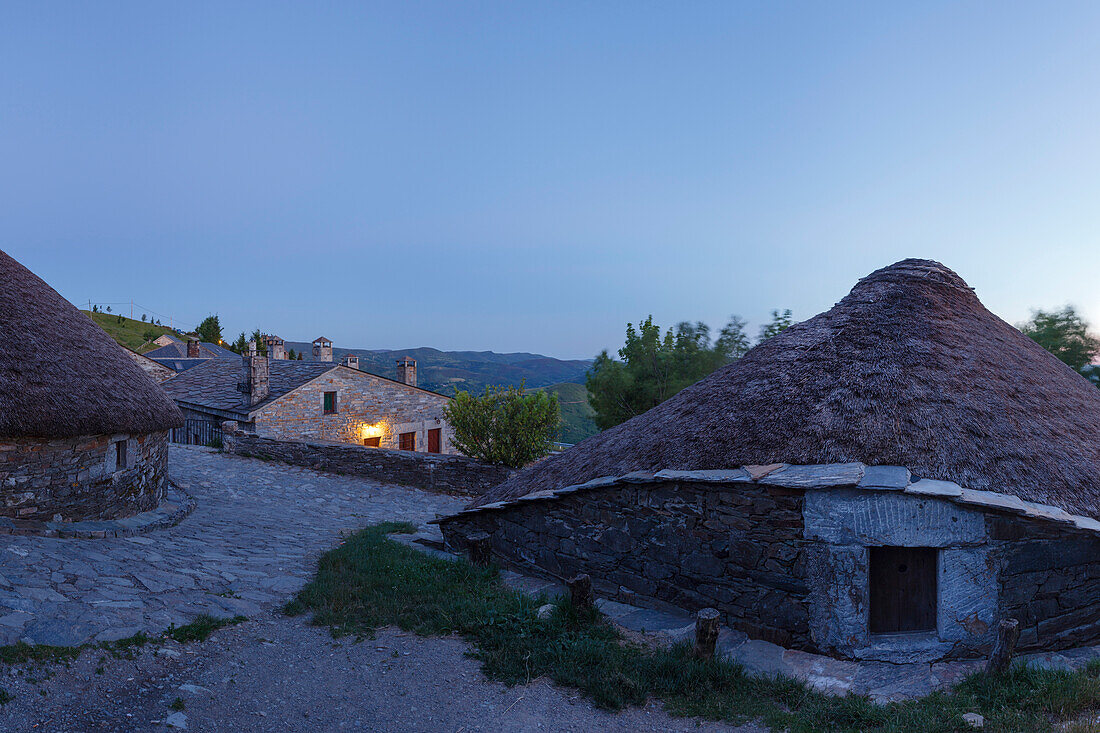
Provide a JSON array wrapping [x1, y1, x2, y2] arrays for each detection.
[[396, 357, 417, 387], [187, 339, 201, 358]]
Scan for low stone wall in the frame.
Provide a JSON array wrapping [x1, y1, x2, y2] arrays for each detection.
[[0, 431, 170, 521], [221, 427, 513, 496], [441, 479, 813, 649]]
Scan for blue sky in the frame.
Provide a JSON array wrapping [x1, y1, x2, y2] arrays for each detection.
[[3, 2, 1100, 358]]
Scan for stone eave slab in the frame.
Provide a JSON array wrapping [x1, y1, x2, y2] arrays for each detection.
[[434, 463, 1100, 538]]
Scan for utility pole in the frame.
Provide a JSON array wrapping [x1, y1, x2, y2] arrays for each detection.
[[130, 300, 133, 320]]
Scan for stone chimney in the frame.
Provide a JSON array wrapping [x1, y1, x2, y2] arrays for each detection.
[[263, 334, 286, 360], [237, 341, 270, 407], [396, 357, 417, 387], [312, 337, 333, 362], [341, 353, 359, 370], [187, 339, 201, 358]]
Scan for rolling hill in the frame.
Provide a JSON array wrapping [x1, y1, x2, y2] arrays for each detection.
[[81, 311, 192, 353]]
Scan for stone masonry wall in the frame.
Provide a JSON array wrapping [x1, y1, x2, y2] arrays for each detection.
[[0, 431, 170, 521], [222, 428, 514, 496], [440, 480, 812, 648], [255, 368, 454, 453], [993, 515, 1100, 653]]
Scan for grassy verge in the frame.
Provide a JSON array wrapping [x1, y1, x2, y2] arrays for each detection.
[[285, 522, 1100, 732], [0, 614, 247, 705]]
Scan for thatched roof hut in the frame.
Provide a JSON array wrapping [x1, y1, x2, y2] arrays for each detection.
[[474, 259, 1100, 519], [0, 249, 183, 439]]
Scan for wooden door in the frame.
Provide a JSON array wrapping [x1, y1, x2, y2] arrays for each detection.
[[427, 428, 441, 453], [869, 547, 938, 633]]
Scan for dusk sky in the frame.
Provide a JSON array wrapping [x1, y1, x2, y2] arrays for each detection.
[[3, 2, 1100, 359]]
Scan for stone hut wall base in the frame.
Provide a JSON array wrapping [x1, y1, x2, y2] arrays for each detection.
[[221, 425, 514, 496], [0, 430, 171, 521], [439, 464, 1100, 662]]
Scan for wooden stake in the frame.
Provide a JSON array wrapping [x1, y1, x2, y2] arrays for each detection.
[[693, 608, 721, 659], [466, 532, 491, 566], [567, 574, 595, 611], [985, 618, 1020, 675]]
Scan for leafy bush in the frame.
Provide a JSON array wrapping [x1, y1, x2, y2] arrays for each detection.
[[443, 383, 559, 467]]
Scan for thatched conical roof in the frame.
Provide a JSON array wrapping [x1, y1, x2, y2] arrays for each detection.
[[0, 249, 183, 439], [473, 259, 1100, 519]]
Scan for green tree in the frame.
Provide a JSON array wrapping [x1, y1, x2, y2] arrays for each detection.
[[141, 313, 147, 322], [443, 384, 560, 467], [250, 329, 268, 356], [229, 332, 249, 354], [586, 315, 751, 431], [1019, 306, 1099, 375], [759, 309, 794, 341], [287, 348, 297, 360], [196, 315, 223, 344]]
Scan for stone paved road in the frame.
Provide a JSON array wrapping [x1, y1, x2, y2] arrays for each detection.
[[0, 446, 465, 647]]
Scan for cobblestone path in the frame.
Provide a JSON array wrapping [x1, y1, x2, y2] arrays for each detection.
[[0, 446, 465, 647]]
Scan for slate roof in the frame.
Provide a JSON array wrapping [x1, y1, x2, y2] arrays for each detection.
[[144, 341, 238, 360], [161, 360, 338, 416], [151, 358, 214, 374]]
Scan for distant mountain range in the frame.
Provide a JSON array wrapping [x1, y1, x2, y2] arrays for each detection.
[[285, 343, 592, 396]]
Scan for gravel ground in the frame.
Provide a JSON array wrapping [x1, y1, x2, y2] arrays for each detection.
[[0, 613, 763, 732]]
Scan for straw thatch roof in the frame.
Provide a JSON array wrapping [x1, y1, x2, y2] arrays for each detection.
[[0, 249, 183, 439], [473, 259, 1100, 520]]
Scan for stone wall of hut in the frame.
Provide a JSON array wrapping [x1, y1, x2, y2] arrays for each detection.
[[442, 479, 1100, 660], [990, 515, 1100, 653], [440, 479, 814, 649], [0, 431, 170, 521]]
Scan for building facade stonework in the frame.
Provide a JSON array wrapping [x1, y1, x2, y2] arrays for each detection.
[[0, 431, 170, 521], [253, 368, 454, 453]]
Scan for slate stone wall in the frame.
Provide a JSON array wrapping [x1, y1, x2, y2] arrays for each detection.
[[0, 431, 170, 521], [440, 479, 814, 649], [222, 428, 513, 496], [254, 368, 455, 453], [992, 515, 1100, 653]]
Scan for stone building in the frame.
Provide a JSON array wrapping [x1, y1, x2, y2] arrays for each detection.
[[340, 353, 360, 370], [0, 249, 183, 521], [123, 346, 177, 384], [162, 348, 454, 453], [440, 260, 1100, 662]]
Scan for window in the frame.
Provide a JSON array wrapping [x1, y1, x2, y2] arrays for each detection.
[[323, 391, 337, 414], [115, 440, 128, 470], [363, 436, 381, 447], [399, 431, 415, 451], [869, 547, 938, 633], [427, 428, 442, 454]]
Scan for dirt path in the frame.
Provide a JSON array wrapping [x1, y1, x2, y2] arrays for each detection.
[[0, 613, 763, 732]]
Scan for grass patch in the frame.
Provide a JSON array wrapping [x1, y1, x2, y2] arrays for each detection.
[[169, 696, 185, 711], [286, 522, 1100, 732], [167, 614, 247, 643]]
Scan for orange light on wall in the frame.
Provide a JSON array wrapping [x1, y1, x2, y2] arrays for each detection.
[[360, 423, 384, 440]]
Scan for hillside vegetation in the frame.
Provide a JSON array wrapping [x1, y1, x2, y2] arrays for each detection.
[[82, 311, 189, 353], [536, 382, 598, 443]]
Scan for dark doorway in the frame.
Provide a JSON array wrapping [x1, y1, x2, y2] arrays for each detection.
[[427, 428, 441, 453], [869, 547, 938, 633]]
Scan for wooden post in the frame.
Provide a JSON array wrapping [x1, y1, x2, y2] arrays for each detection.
[[466, 532, 491, 566], [567, 574, 595, 611], [985, 618, 1020, 675], [693, 608, 721, 659]]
